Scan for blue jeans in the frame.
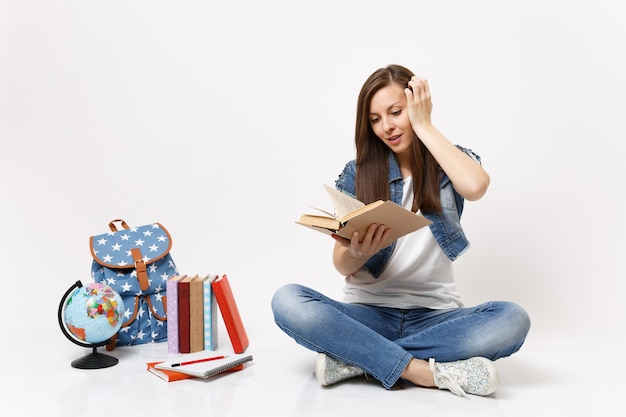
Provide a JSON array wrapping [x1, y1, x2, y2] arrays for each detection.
[[271, 283, 531, 389]]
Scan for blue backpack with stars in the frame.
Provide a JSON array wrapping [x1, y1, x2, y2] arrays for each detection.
[[89, 219, 178, 350]]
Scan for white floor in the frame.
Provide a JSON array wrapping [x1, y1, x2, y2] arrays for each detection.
[[4, 320, 620, 417]]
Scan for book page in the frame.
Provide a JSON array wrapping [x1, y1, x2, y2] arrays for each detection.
[[305, 205, 336, 218], [323, 184, 364, 220]]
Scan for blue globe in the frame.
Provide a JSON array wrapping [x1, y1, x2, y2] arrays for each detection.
[[62, 282, 124, 345]]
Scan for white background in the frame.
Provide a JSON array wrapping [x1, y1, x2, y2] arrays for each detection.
[[1, 0, 624, 359]]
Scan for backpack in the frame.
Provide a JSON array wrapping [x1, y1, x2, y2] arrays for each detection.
[[89, 219, 178, 350]]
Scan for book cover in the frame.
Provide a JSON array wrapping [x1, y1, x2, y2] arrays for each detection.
[[297, 184, 432, 248], [211, 274, 249, 353], [146, 361, 197, 382], [203, 274, 219, 350], [166, 275, 186, 354], [154, 351, 253, 378], [189, 275, 204, 353], [177, 275, 194, 354]]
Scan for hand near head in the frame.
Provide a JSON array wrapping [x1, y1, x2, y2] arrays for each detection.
[[405, 76, 433, 133]]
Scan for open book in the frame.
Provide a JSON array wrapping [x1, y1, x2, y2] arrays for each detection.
[[296, 184, 432, 248]]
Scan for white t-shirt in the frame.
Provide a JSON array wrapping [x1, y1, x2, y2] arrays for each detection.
[[342, 177, 463, 309]]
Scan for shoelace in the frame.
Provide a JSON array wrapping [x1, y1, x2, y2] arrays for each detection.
[[429, 358, 467, 397]]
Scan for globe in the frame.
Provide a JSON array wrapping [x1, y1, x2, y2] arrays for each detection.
[[58, 280, 125, 369]]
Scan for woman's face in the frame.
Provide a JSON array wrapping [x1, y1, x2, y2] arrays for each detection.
[[368, 82, 413, 157]]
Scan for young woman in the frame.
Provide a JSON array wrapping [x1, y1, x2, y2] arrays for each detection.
[[271, 65, 530, 397]]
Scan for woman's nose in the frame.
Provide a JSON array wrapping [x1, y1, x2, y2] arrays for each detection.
[[382, 118, 394, 132]]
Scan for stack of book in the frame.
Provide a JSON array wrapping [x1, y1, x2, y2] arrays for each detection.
[[166, 274, 219, 354], [148, 274, 251, 382]]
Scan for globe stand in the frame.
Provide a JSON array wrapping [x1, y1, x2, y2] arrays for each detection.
[[71, 346, 119, 369], [58, 280, 122, 370]]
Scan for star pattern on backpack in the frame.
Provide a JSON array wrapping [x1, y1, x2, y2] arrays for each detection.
[[90, 221, 178, 347]]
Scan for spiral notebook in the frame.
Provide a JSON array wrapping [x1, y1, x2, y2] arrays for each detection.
[[154, 351, 253, 378]]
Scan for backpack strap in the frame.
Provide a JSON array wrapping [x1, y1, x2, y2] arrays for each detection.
[[131, 247, 149, 291], [108, 219, 130, 232], [105, 334, 118, 351]]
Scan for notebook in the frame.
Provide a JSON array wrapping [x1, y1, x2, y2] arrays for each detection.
[[154, 351, 253, 378]]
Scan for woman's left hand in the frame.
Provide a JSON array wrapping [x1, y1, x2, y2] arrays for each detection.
[[405, 76, 433, 132]]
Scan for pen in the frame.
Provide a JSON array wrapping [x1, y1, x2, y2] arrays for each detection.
[[171, 355, 227, 367]]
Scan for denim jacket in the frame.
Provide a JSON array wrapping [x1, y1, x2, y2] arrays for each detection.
[[334, 146, 480, 278]]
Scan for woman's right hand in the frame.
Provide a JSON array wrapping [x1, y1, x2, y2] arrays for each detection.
[[332, 223, 390, 276]]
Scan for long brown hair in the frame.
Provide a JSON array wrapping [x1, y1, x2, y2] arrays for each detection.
[[354, 64, 441, 214]]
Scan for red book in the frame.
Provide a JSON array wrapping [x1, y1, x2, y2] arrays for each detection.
[[177, 275, 194, 353], [146, 361, 197, 382], [211, 274, 249, 353]]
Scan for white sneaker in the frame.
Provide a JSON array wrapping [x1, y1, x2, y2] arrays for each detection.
[[429, 357, 499, 397], [315, 353, 365, 386]]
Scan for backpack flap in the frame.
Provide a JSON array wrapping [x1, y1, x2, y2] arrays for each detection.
[[90, 221, 174, 294]]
